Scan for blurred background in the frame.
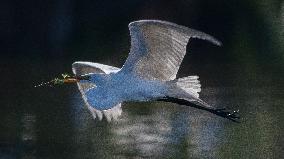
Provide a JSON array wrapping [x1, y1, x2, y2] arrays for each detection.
[[0, 0, 283, 158]]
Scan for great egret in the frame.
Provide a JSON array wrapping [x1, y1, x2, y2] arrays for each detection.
[[37, 20, 239, 122]]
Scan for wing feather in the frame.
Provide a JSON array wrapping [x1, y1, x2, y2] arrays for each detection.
[[121, 20, 221, 81], [72, 61, 122, 121]]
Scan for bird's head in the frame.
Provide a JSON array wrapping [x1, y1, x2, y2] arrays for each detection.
[[34, 73, 90, 87]]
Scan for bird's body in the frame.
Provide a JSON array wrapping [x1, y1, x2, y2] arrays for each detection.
[[70, 20, 239, 122], [84, 72, 167, 110]]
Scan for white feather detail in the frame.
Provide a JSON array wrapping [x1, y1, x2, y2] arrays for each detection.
[[176, 75, 201, 98]]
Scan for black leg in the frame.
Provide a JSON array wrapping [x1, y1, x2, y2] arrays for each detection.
[[208, 108, 240, 122], [157, 97, 240, 122]]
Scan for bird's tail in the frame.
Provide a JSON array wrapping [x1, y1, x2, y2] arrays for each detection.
[[166, 75, 212, 109], [162, 75, 240, 122], [174, 75, 201, 98]]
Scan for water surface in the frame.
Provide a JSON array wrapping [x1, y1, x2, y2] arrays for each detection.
[[0, 58, 283, 158]]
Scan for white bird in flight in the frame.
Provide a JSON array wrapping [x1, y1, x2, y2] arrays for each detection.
[[37, 20, 239, 122]]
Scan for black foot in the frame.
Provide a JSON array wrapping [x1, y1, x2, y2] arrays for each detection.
[[212, 108, 240, 122]]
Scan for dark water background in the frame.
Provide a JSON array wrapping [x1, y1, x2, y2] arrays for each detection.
[[0, 0, 283, 158]]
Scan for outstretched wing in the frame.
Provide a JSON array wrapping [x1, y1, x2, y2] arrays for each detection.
[[121, 20, 221, 81], [72, 61, 122, 122]]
